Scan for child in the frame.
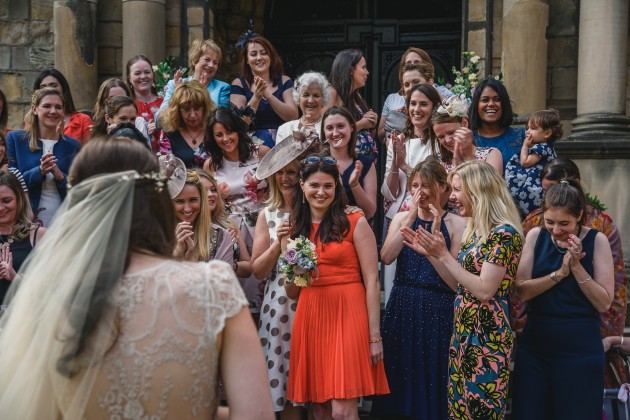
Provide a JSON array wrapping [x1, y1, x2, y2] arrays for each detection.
[[505, 109, 562, 217]]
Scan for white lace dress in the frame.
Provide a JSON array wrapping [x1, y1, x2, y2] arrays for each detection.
[[258, 206, 298, 411], [76, 260, 247, 419]]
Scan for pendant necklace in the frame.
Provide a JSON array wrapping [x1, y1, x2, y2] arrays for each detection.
[[184, 128, 204, 146]]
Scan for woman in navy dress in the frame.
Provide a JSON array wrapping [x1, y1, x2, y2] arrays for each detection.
[[372, 159, 465, 419], [512, 179, 614, 419]]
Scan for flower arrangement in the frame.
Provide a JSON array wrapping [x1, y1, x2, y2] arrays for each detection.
[[449, 51, 503, 100], [152, 56, 189, 97], [278, 236, 318, 287]]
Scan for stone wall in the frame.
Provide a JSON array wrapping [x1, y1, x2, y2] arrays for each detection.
[[0, 0, 54, 129], [96, 0, 122, 84]]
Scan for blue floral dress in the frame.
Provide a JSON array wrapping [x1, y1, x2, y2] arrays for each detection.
[[504, 142, 557, 217], [355, 106, 378, 162], [473, 127, 525, 172], [448, 224, 523, 419]]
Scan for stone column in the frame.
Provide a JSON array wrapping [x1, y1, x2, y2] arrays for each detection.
[[53, 0, 98, 111], [570, 0, 630, 139], [502, 0, 548, 115], [122, 0, 166, 79]]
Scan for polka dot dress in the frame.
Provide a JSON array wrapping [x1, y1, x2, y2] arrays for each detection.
[[257, 206, 297, 412]]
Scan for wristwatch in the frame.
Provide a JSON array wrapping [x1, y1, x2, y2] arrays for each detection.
[[550, 271, 559, 283]]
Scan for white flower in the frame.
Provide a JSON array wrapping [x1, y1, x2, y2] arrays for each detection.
[[470, 55, 480, 64], [437, 95, 468, 118], [152, 65, 158, 72], [462, 67, 470, 74], [469, 73, 477, 81]]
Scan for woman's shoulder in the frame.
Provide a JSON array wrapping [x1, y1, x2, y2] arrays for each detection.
[[71, 112, 93, 125], [6, 130, 27, 142]]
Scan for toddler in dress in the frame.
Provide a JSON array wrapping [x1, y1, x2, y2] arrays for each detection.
[[505, 109, 562, 217]]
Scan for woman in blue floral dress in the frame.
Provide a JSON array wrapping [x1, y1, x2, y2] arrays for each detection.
[[401, 160, 523, 419]]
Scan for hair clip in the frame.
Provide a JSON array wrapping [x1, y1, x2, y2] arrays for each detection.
[[559, 180, 569, 185]]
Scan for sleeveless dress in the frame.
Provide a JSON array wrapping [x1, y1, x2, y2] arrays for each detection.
[[231, 75, 294, 148], [258, 206, 298, 411], [372, 215, 454, 419], [512, 229, 603, 420], [287, 213, 389, 403], [213, 146, 268, 312], [0, 229, 38, 307], [449, 224, 522, 419]]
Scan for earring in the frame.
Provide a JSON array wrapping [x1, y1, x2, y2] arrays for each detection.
[[302, 191, 305, 204]]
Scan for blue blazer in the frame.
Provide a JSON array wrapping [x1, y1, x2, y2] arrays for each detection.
[[6, 130, 81, 212]]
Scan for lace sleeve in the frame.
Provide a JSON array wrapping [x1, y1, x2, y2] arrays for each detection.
[[205, 260, 248, 325]]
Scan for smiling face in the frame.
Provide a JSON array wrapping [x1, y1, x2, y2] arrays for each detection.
[[301, 170, 336, 213], [275, 163, 300, 196], [543, 207, 582, 245], [299, 84, 324, 121], [199, 176, 219, 212], [477, 86, 502, 126], [0, 185, 17, 227], [402, 70, 427, 96], [351, 56, 369, 90], [408, 89, 434, 132], [105, 104, 137, 126], [323, 113, 353, 151], [212, 122, 239, 155], [129, 60, 154, 94], [194, 50, 220, 81], [174, 184, 201, 223], [449, 174, 472, 216], [247, 42, 270, 74], [409, 173, 440, 210], [33, 93, 64, 131], [433, 121, 463, 152]]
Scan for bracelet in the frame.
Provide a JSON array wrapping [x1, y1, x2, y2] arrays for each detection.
[[577, 276, 593, 284], [369, 337, 382, 343], [620, 336, 625, 349], [349, 182, 359, 189]]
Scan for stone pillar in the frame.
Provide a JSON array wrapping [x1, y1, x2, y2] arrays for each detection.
[[502, 0, 548, 115], [53, 0, 98, 111], [570, 0, 630, 139], [122, 0, 166, 79]]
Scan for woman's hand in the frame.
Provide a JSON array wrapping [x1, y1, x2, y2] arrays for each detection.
[[348, 159, 363, 189], [452, 127, 474, 163], [603, 336, 616, 352], [173, 69, 184, 87], [174, 221, 195, 259], [555, 251, 573, 279], [56, 119, 65, 137], [217, 182, 231, 198], [344, 205, 364, 215], [39, 153, 58, 177], [0, 244, 15, 281], [147, 120, 156, 135], [277, 221, 291, 252], [392, 132, 407, 169], [405, 189, 422, 222], [252, 76, 267, 101], [567, 233, 586, 269], [400, 226, 428, 256], [370, 341, 384, 365], [416, 223, 449, 260]]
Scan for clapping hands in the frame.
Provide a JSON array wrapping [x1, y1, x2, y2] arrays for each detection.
[[0, 244, 16, 281], [174, 221, 195, 260]]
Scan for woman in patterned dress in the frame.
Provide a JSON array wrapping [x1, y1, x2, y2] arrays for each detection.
[[401, 160, 523, 419]]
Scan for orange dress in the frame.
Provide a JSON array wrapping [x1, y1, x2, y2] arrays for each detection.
[[287, 213, 389, 403]]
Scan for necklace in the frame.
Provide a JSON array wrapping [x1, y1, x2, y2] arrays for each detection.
[[550, 225, 582, 254], [184, 127, 204, 146], [301, 115, 322, 127]]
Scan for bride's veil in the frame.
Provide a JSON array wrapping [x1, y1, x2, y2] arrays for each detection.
[[0, 170, 139, 419]]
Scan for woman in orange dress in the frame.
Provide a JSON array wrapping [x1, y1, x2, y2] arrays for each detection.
[[285, 154, 389, 419]]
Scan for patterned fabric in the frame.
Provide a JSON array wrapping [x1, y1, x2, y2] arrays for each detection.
[[77, 260, 247, 418], [448, 225, 522, 419], [505, 142, 557, 216], [135, 97, 163, 152], [258, 207, 297, 411], [473, 127, 525, 172], [355, 106, 378, 162], [157, 130, 209, 168]]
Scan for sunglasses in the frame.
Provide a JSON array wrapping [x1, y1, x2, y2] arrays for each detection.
[[302, 155, 337, 165]]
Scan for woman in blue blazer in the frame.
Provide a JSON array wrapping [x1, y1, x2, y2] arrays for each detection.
[[7, 88, 80, 226]]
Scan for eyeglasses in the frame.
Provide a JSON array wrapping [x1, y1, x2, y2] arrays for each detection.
[[302, 155, 336, 166]]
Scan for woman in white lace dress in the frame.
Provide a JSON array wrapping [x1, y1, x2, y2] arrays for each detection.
[[0, 137, 274, 419]]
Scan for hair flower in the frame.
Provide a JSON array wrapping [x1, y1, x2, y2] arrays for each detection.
[[437, 94, 469, 118]]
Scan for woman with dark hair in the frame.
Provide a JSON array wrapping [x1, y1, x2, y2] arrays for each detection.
[[0, 137, 274, 419], [126, 55, 163, 148], [512, 179, 613, 419], [468, 77, 525, 172], [286, 154, 389, 419], [91, 95, 150, 149], [512, 156, 627, 388], [203, 106, 268, 318], [159, 81, 214, 168], [328, 48, 379, 162], [0, 89, 8, 134], [33, 69, 92, 143], [0, 170, 45, 305], [7, 88, 81, 226], [231, 35, 298, 148]]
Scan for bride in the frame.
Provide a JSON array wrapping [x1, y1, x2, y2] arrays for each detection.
[[0, 137, 274, 419]]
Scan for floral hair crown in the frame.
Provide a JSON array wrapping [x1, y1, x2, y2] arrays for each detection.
[[67, 171, 167, 192], [436, 94, 468, 118]]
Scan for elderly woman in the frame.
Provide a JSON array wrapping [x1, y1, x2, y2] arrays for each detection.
[[231, 35, 298, 148], [0, 170, 46, 305], [158, 81, 214, 168], [158, 39, 230, 117], [276, 71, 331, 141], [6, 88, 81, 227]]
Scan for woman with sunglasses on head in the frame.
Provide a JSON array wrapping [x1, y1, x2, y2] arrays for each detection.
[[511, 179, 613, 420], [285, 153, 389, 420]]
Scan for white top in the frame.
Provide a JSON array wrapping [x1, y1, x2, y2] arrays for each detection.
[[276, 118, 322, 144], [38, 139, 62, 227]]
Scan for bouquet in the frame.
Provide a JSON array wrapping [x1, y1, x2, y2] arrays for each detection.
[[278, 236, 318, 287]]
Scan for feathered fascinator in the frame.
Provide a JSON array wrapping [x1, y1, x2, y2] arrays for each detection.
[[436, 94, 469, 118], [235, 18, 258, 50]]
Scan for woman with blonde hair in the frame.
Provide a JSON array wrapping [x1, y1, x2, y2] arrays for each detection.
[[6, 88, 81, 226], [159, 81, 215, 168], [401, 160, 523, 418]]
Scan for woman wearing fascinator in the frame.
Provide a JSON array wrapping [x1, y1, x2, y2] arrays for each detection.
[[0, 138, 274, 419], [159, 154, 234, 266], [250, 123, 322, 419], [230, 33, 298, 148]]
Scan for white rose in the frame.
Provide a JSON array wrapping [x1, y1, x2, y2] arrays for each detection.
[[462, 67, 470, 74], [470, 55, 480, 64]]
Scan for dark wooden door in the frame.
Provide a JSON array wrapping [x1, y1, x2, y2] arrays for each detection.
[[263, 0, 462, 243]]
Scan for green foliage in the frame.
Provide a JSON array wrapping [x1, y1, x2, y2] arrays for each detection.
[[450, 52, 503, 99], [585, 192, 607, 211], [152, 57, 189, 97]]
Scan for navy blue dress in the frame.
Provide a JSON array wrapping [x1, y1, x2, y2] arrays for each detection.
[[372, 215, 454, 419], [513, 228, 604, 420]]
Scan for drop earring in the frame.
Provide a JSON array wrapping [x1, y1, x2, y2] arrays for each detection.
[[302, 191, 305, 204]]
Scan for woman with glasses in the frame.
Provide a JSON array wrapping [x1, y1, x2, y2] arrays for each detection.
[[285, 153, 389, 419]]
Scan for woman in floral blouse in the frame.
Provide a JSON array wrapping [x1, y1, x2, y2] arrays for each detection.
[[401, 160, 523, 418]]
